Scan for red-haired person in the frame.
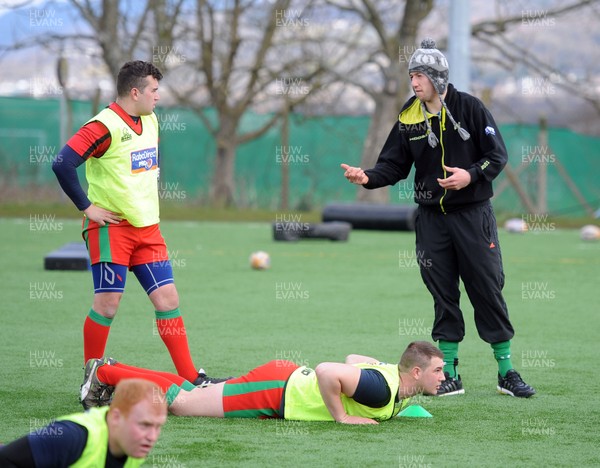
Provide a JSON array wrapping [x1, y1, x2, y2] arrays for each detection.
[[0, 379, 167, 467]]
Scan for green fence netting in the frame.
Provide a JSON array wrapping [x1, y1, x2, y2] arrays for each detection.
[[1, 96, 598, 215]]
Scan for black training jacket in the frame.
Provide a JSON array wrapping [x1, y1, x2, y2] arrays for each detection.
[[363, 84, 508, 213]]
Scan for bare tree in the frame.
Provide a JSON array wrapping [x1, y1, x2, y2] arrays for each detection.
[[164, 0, 337, 207], [67, 0, 160, 76], [1, 0, 333, 207], [468, 0, 600, 116], [2, 0, 597, 209], [325, 0, 433, 203], [69, 0, 189, 76], [0, 0, 179, 90], [322, 0, 600, 204]]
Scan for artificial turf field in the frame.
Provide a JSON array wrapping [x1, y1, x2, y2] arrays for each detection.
[[0, 216, 598, 467]]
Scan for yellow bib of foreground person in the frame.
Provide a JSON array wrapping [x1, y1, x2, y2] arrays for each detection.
[[60, 407, 145, 467]]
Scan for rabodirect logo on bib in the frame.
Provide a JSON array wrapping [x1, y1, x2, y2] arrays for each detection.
[[130, 147, 158, 173]]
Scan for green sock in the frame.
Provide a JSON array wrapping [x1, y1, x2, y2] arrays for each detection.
[[180, 380, 196, 392], [88, 309, 113, 327], [165, 384, 183, 406], [491, 341, 513, 377], [438, 341, 459, 378]]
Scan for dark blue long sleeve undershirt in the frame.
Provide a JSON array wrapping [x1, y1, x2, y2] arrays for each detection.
[[52, 145, 92, 211]]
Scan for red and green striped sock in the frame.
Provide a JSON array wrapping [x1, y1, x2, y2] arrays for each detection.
[[97, 362, 186, 405], [155, 309, 198, 382], [83, 309, 113, 363], [112, 362, 196, 390]]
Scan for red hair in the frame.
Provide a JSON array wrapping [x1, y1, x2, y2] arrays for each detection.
[[108, 378, 166, 416]]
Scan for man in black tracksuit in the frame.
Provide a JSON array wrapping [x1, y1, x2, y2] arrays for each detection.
[[341, 38, 535, 398]]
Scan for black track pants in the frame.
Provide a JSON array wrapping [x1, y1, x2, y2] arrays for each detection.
[[415, 201, 515, 344]]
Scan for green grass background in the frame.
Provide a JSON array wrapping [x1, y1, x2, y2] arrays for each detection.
[[0, 217, 599, 467]]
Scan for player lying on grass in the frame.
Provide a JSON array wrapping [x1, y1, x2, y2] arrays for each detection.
[[80, 341, 445, 425], [0, 379, 167, 468]]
